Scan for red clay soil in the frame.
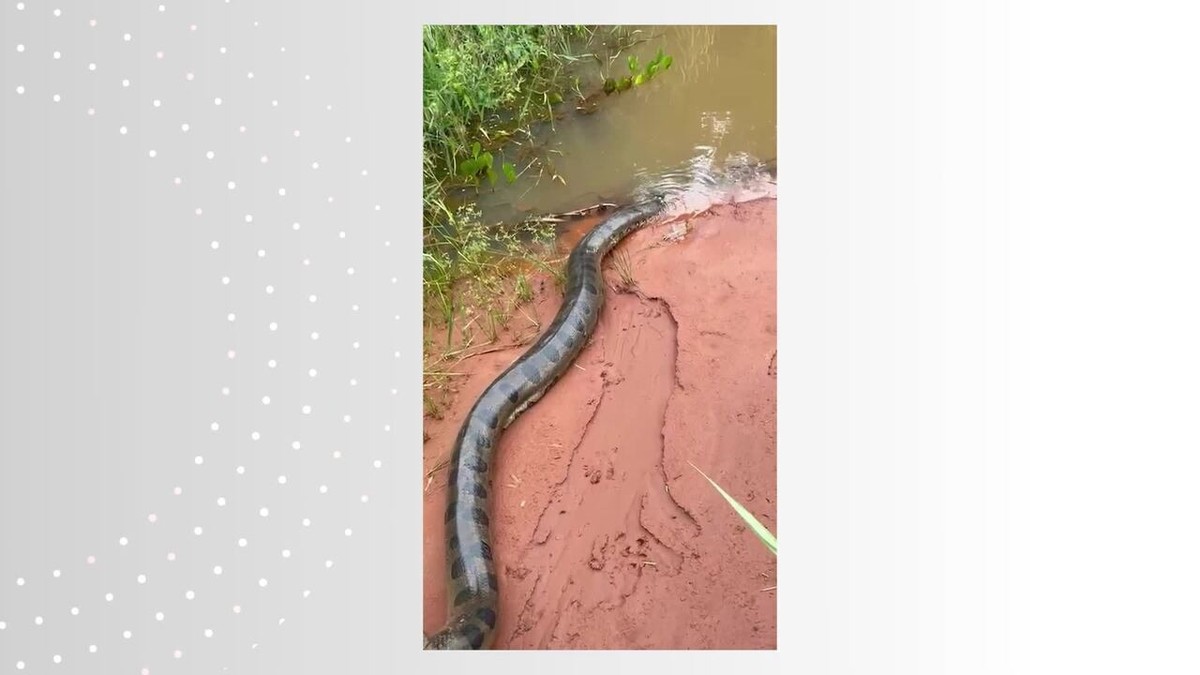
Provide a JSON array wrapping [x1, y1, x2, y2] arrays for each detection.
[[422, 197, 777, 649]]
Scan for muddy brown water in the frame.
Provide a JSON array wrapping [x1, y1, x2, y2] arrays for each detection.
[[452, 25, 778, 227]]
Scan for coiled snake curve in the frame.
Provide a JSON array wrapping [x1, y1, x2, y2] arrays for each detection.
[[424, 196, 667, 649]]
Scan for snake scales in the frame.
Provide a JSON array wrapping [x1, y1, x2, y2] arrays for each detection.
[[424, 196, 667, 649]]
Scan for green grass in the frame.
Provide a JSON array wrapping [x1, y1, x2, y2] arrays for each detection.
[[689, 461, 777, 556], [423, 25, 591, 385]]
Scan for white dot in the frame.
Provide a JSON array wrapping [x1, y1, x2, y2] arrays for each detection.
[[344, 528, 353, 537], [173, 177, 181, 185], [206, 150, 215, 159], [219, 46, 226, 54], [119, 537, 129, 546], [166, 552, 176, 561], [216, 497, 226, 506], [292, 441, 301, 450], [221, 387, 230, 396], [186, 72, 194, 80], [124, 33, 132, 41], [318, 485, 328, 494], [351, 378, 359, 386], [34, 616, 43, 625], [277, 475, 287, 485], [88, 645, 97, 653], [343, 415, 352, 423], [361, 494, 370, 503], [236, 465, 245, 475], [53, 655, 62, 664], [281, 549, 291, 558], [193, 526, 203, 536], [268, 321, 278, 331], [118, 126, 127, 135], [308, 295, 317, 303], [347, 267, 355, 275], [187, 589, 196, 600], [173, 650, 182, 660], [213, 566, 222, 575], [152, 98, 160, 107], [292, 222, 301, 230], [238, 537, 247, 547], [301, 405, 311, 415], [259, 507, 269, 517], [210, 422, 219, 431], [258, 578, 268, 588], [265, 285, 275, 295], [303, 259, 310, 266], [308, 368, 319, 378], [0, 621, 5, 630], [15, 577, 24, 586], [16, 44, 24, 53], [123, 630, 131, 639], [155, 611, 164, 621], [352, 342, 360, 350], [88, 63, 96, 71], [303, 590, 311, 598], [333, 450, 343, 459], [261, 396, 271, 405], [278, 188, 287, 196], [268, 359, 277, 368], [122, 79, 130, 87], [70, 606, 78, 615], [147, 513, 157, 523], [16, 662, 24, 670], [374, 460, 383, 469], [173, 486, 183, 495], [158, 4, 165, 11], [227, 313, 236, 322], [147, 149, 156, 158], [257, 249, 266, 257], [53, 51, 61, 59], [325, 560, 334, 569], [293, 129, 300, 137], [214, 97, 222, 105], [53, 8, 61, 17], [16, 2, 23, 10], [250, 431, 260, 441], [311, 162, 319, 169], [105, 592, 114, 602], [156, 51, 164, 59], [232, 605, 241, 614], [227, 181, 236, 190], [210, 241, 219, 250], [180, 123, 189, 132], [204, 629, 213, 638], [195, 455, 204, 465], [247, 71, 255, 79], [137, 574, 146, 584], [302, 518, 311, 527], [310, 332, 319, 341]]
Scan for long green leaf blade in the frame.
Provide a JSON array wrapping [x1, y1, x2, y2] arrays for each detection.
[[688, 461, 777, 555]]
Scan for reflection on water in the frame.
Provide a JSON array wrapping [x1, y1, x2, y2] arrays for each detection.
[[459, 25, 777, 227]]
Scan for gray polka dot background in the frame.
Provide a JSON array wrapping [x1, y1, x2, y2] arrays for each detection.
[[1, 3, 407, 673]]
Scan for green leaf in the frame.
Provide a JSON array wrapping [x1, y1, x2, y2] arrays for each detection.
[[617, 77, 632, 92], [662, 55, 673, 70], [548, 92, 563, 104], [502, 162, 517, 184], [470, 141, 481, 159], [628, 55, 639, 73], [688, 461, 777, 556], [457, 157, 486, 177], [603, 78, 617, 94], [633, 73, 645, 86]]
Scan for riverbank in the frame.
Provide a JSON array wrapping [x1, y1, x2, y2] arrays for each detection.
[[422, 196, 778, 649]]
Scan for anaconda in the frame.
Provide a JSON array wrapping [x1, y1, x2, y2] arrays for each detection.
[[424, 196, 666, 650]]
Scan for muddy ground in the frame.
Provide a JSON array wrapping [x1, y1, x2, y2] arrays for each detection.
[[422, 197, 777, 649]]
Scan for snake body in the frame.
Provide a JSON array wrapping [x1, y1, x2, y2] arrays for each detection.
[[424, 196, 666, 649]]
